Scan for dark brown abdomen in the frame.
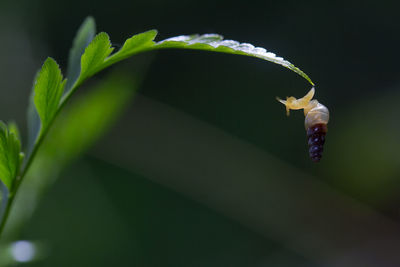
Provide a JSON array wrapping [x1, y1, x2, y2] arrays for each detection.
[[306, 123, 327, 162]]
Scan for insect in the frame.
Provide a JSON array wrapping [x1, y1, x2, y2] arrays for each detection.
[[276, 88, 329, 162]]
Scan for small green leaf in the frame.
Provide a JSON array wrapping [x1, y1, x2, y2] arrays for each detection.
[[0, 122, 22, 190], [8, 122, 25, 169], [78, 32, 114, 83], [33, 57, 66, 134], [65, 16, 96, 93], [104, 30, 157, 66], [7, 122, 20, 141], [155, 34, 314, 85]]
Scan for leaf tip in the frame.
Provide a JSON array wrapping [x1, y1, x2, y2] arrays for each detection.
[[42, 57, 62, 73], [83, 16, 96, 27], [147, 29, 158, 40]]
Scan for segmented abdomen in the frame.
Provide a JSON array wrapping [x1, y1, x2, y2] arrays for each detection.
[[307, 123, 327, 162]]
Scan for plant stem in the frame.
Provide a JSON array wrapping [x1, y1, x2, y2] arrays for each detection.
[[0, 129, 45, 237], [0, 79, 83, 239]]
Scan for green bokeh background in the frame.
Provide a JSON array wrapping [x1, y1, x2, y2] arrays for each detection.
[[1, 0, 400, 266]]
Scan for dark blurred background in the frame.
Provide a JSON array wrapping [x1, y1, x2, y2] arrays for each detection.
[[1, 0, 400, 266]]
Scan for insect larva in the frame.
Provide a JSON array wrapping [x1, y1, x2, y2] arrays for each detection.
[[277, 88, 330, 162]]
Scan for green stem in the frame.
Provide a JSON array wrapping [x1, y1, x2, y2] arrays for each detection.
[[0, 127, 45, 237], [0, 78, 84, 238]]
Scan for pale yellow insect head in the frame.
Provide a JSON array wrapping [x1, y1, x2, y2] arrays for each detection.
[[276, 87, 317, 116]]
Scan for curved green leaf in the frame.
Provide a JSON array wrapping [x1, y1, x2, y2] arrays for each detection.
[[75, 30, 313, 87], [154, 34, 314, 85], [33, 57, 66, 134], [83, 31, 314, 86]]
